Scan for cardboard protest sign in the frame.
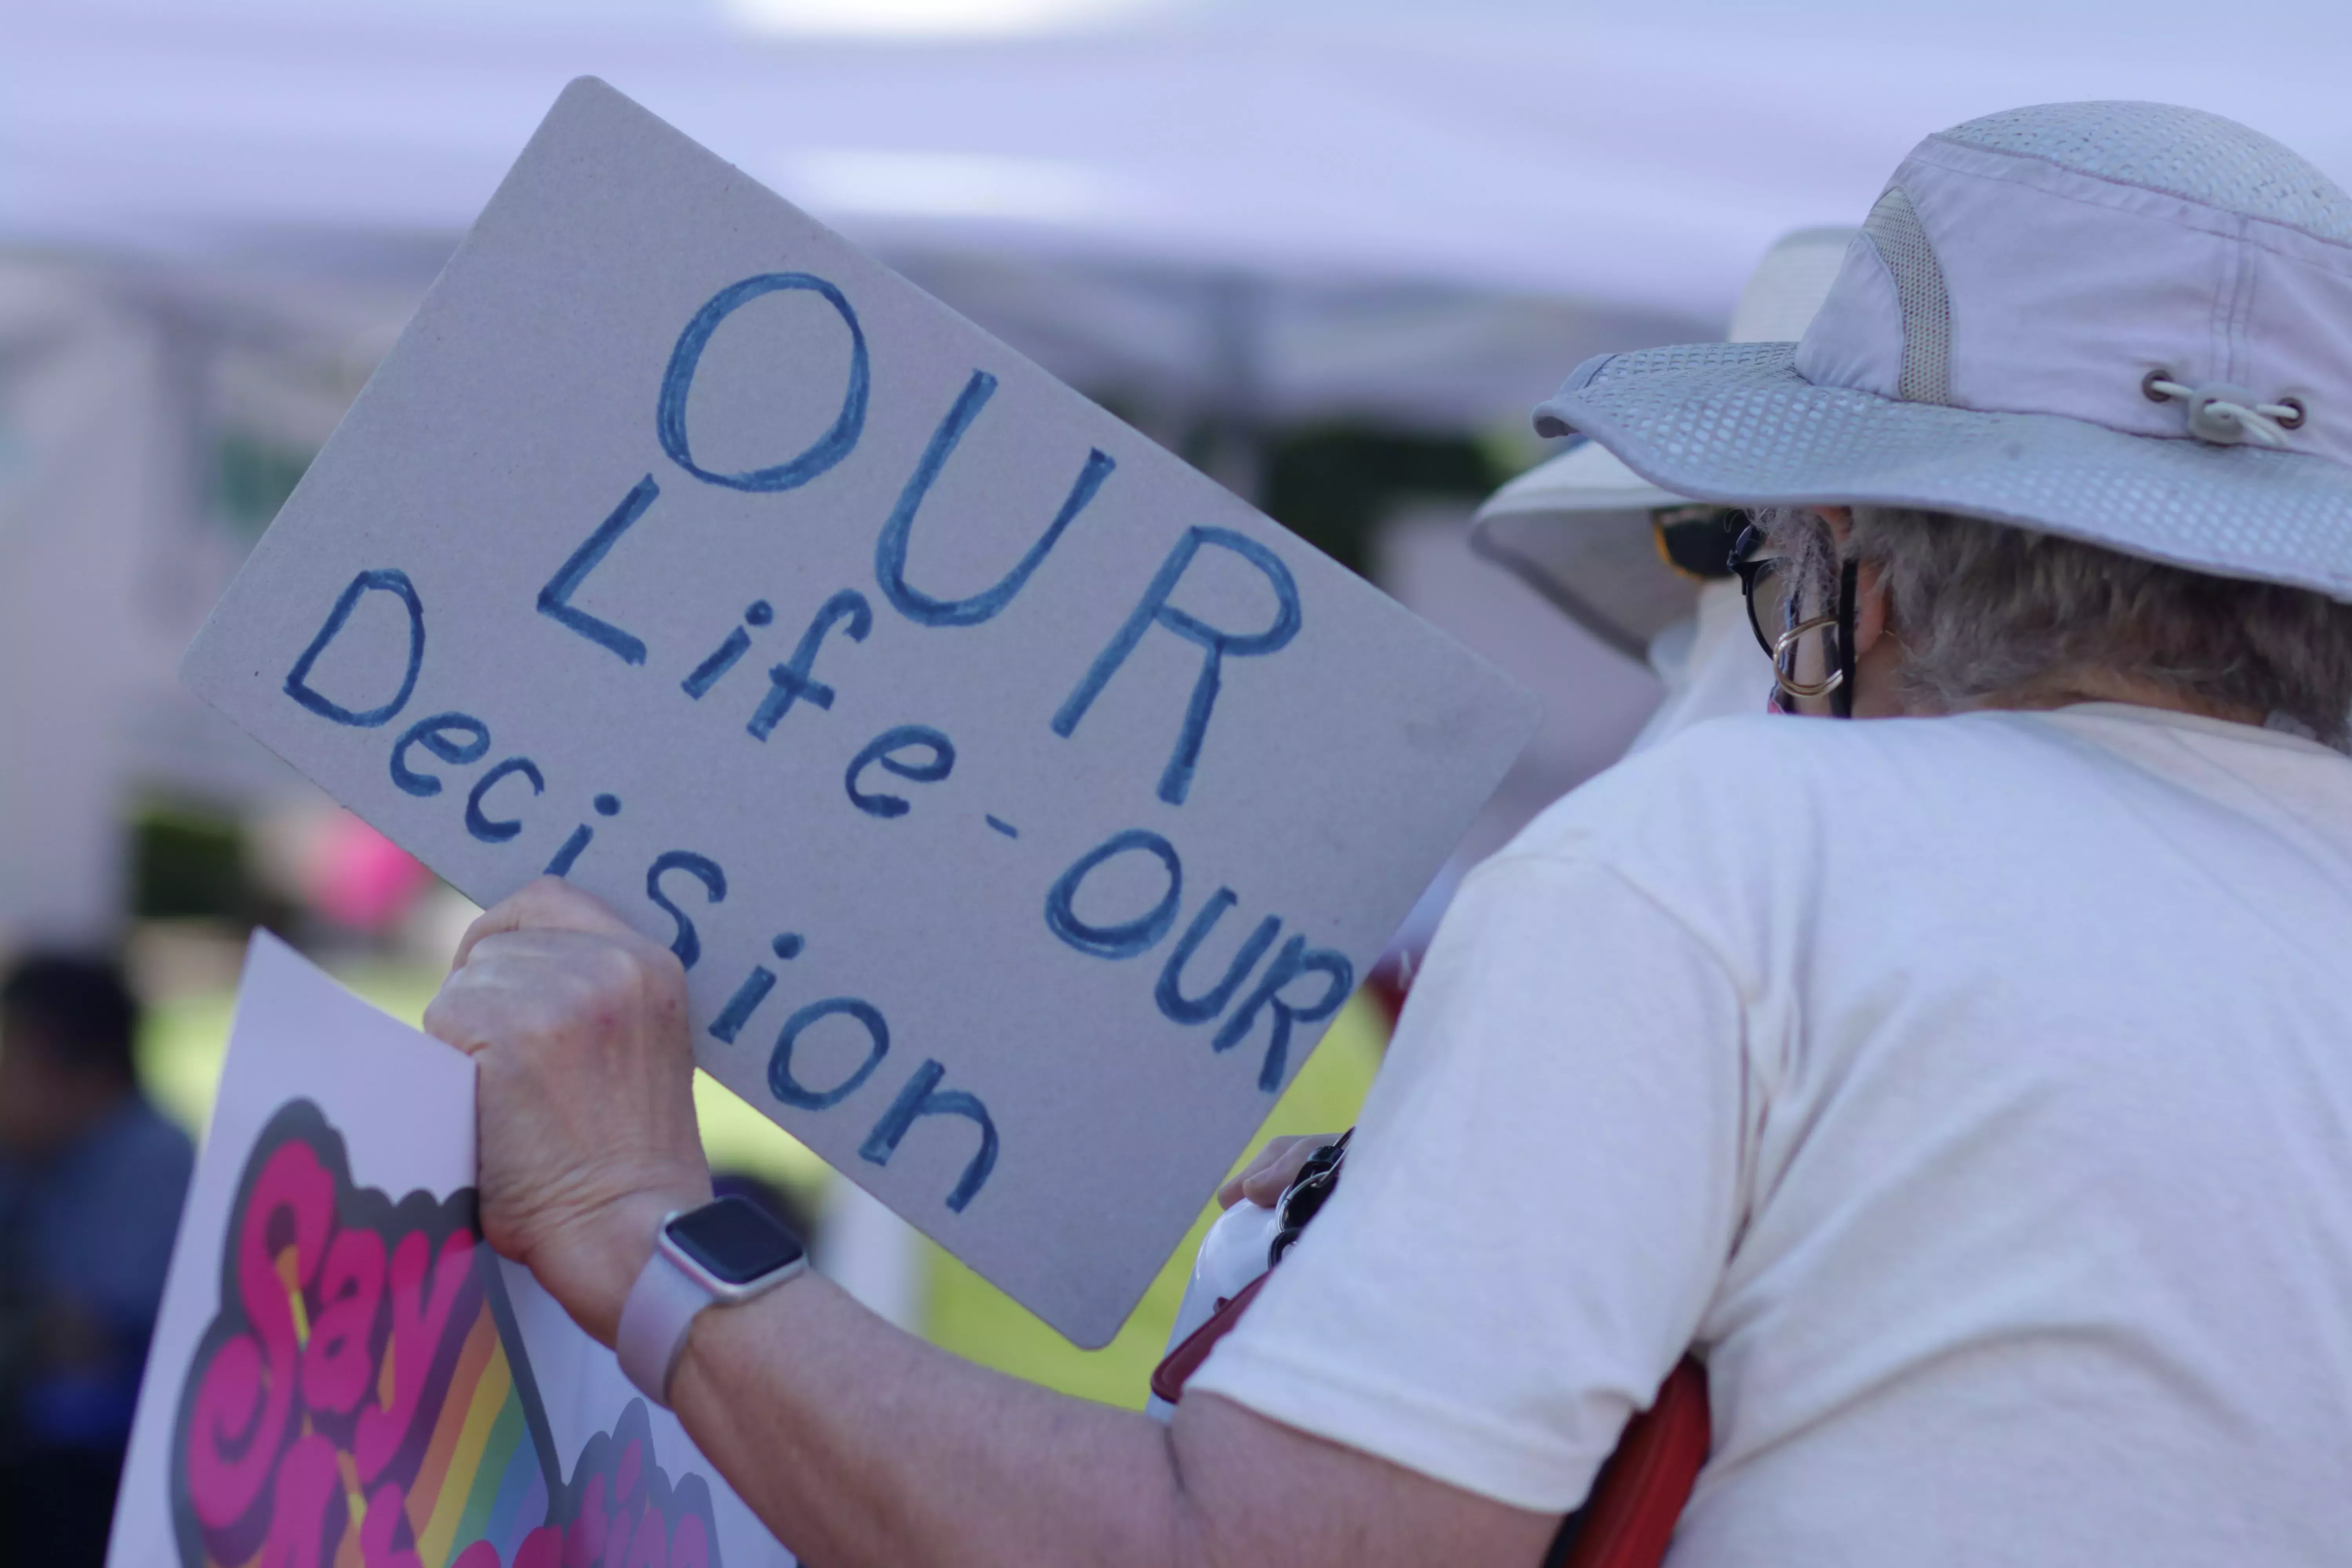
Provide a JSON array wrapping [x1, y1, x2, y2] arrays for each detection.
[[109, 933, 793, 1568], [181, 78, 1536, 1346]]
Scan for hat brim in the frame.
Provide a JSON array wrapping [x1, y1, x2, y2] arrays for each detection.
[[1468, 441, 1698, 657], [1535, 342, 2352, 602], [1475, 437, 1684, 519]]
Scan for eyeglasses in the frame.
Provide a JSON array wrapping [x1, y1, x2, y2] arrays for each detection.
[[1731, 525, 1847, 704]]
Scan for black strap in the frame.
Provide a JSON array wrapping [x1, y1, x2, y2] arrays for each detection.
[[1831, 556, 1858, 720], [1541, 1507, 1587, 1568]]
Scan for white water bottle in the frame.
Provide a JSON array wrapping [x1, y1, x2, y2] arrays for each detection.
[[1145, 1198, 1285, 1422]]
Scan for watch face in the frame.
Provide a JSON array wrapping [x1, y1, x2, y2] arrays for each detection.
[[666, 1195, 806, 1286]]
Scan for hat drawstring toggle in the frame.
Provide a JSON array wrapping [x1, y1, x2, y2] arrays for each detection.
[[2141, 372, 2306, 448]]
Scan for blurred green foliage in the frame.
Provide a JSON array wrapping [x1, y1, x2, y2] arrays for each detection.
[[212, 430, 316, 546], [1262, 426, 1505, 577], [129, 803, 256, 923]]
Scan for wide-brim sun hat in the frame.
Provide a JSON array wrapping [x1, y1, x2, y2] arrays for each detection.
[[1532, 102, 2352, 603], [1475, 227, 1855, 655]]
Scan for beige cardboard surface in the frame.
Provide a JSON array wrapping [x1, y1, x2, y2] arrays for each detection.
[[181, 78, 1535, 1345]]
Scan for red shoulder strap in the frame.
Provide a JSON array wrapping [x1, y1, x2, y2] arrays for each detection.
[[1148, 1236, 1709, 1568], [1148, 1271, 1273, 1405], [1554, 1356, 1711, 1568]]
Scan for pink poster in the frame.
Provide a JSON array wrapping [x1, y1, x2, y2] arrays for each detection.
[[109, 933, 793, 1568]]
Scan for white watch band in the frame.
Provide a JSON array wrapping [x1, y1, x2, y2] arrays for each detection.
[[616, 1241, 712, 1408]]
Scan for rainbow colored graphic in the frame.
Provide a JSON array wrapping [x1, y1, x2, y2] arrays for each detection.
[[172, 1100, 722, 1568], [350, 1281, 552, 1568]]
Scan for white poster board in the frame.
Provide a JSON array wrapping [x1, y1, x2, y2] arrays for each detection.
[[181, 78, 1536, 1346], [110, 933, 793, 1568]]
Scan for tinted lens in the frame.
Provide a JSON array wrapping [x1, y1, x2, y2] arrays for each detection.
[[1651, 506, 1745, 579]]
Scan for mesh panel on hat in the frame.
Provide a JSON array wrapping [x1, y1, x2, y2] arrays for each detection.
[[1938, 101, 2352, 243], [1861, 187, 1953, 407]]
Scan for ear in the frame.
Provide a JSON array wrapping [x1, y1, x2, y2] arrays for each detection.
[[1851, 557, 1891, 656]]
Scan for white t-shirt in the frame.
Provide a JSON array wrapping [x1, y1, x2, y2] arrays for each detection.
[[1191, 704, 2352, 1566], [1630, 578, 1773, 754]]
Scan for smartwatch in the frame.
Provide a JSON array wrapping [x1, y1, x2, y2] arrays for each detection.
[[616, 1194, 808, 1407]]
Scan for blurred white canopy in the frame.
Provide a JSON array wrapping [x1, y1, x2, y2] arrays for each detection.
[[9, 0, 2352, 942], [13, 0, 2352, 426]]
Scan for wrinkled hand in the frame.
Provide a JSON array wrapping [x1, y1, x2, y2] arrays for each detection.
[[424, 877, 711, 1345], [1216, 1133, 1337, 1211]]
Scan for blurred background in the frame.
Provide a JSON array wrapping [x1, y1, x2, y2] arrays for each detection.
[[5, 0, 2351, 1523]]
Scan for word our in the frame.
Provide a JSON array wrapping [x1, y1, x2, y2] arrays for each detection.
[[272, 269, 1357, 1216]]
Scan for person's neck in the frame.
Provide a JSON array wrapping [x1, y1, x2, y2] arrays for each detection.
[[1985, 671, 2264, 728]]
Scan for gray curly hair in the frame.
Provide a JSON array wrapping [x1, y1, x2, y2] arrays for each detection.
[[1758, 506, 2352, 750]]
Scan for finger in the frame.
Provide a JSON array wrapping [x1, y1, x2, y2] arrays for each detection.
[[1241, 1136, 1330, 1207], [452, 876, 642, 970], [1217, 1136, 1298, 1208], [421, 985, 491, 1056], [1218, 1135, 1321, 1209], [1240, 1165, 1295, 1207], [423, 938, 603, 1054], [1217, 1138, 1290, 1209], [421, 958, 571, 1055]]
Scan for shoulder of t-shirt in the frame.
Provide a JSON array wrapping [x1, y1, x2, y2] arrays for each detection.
[[1534, 710, 2136, 833], [1490, 712, 2076, 918], [1504, 715, 1847, 858]]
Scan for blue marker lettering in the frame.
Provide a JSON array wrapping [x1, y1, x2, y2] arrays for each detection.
[[1154, 889, 1282, 1025], [1044, 828, 1182, 959], [537, 476, 657, 666], [657, 274, 868, 492], [709, 933, 805, 1045], [1051, 527, 1301, 805], [545, 829, 592, 877], [644, 850, 726, 969], [747, 589, 871, 741], [544, 793, 622, 878], [388, 711, 490, 798], [874, 369, 1116, 627], [464, 757, 544, 844], [682, 601, 774, 700], [1212, 934, 1354, 1092], [283, 569, 425, 728], [769, 998, 889, 1111], [859, 1060, 997, 1213], [844, 725, 956, 818], [710, 971, 773, 1044]]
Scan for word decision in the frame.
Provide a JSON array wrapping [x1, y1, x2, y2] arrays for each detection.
[[183, 78, 1534, 1344]]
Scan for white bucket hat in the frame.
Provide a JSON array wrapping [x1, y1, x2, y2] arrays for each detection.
[[1474, 227, 1855, 655], [1532, 101, 2352, 603]]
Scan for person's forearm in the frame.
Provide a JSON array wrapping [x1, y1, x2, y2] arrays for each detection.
[[668, 1273, 1193, 1568], [438, 880, 1557, 1568]]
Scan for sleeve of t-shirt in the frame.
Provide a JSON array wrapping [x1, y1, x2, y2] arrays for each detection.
[[1183, 849, 1755, 1514]]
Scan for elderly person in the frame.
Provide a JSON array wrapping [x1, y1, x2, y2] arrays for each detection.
[[1470, 224, 1844, 749], [428, 102, 2352, 1566], [1161, 228, 1848, 1405]]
